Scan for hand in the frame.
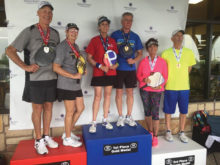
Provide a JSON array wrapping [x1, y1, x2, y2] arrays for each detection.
[[23, 64, 39, 73], [127, 58, 135, 65], [144, 78, 151, 84], [73, 73, 82, 79], [151, 85, 161, 90], [109, 63, 118, 70], [100, 65, 109, 73]]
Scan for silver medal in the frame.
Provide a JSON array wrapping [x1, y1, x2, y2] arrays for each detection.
[[44, 46, 49, 53]]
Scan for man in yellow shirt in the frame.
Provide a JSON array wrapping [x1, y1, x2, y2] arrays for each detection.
[[162, 29, 196, 143]]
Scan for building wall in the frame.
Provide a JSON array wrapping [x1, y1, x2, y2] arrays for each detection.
[[0, 101, 220, 164]]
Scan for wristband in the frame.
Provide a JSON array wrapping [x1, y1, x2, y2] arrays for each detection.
[[96, 63, 101, 68]]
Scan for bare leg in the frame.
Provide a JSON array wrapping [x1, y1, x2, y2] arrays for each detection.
[[32, 103, 43, 139], [42, 102, 53, 136], [153, 120, 159, 136], [64, 100, 75, 138], [115, 89, 123, 116], [145, 116, 153, 132], [179, 113, 186, 132], [103, 86, 112, 118], [165, 113, 171, 131], [126, 88, 133, 116], [71, 97, 85, 129], [92, 87, 102, 121]]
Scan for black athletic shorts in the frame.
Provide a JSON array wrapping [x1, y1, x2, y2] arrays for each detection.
[[57, 89, 83, 101], [114, 70, 137, 89], [91, 76, 116, 86], [22, 80, 57, 104]]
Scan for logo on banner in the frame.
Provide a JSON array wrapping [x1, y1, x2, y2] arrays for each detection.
[[165, 155, 195, 165], [167, 5, 178, 13], [55, 114, 65, 122], [9, 117, 18, 126], [124, 2, 137, 11], [77, 0, 92, 8], [83, 90, 93, 98], [51, 21, 65, 29], [103, 142, 138, 156], [24, 0, 39, 4], [144, 26, 157, 34]]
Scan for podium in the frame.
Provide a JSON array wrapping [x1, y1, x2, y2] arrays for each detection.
[[10, 137, 87, 165], [82, 122, 152, 165], [152, 136, 207, 165]]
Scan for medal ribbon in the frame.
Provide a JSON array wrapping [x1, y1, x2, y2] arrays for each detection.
[[66, 39, 80, 58], [172, 47, 183, 63], [148, 55, 158, 71], [37, 24, 50, 45], [100, 34, 109, 52], [122, 30, 130, 44]]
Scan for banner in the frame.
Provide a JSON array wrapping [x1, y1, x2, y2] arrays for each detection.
[[5, 0, 189, 130]]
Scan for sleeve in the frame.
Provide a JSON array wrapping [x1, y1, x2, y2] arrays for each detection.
[[57, 33, 60, 45], [136, 60, 145, 83], [11, 27, 31, 52], [160, 59, 168, 88], [135, 35, 143, 51], [188, 49, 196, 66], [85, 38, 95, 56], [54, 43, 65, 65], [110, 32, 116, 42]]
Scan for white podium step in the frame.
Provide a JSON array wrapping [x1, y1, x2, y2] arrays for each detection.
[[152, 135, 207, 165]]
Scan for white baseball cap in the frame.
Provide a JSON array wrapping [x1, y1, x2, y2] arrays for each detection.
[[38, 1, 53, 10], [172, 29, 185, 37]]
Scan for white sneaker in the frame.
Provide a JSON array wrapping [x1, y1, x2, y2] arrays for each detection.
[[44, 136, 59, 148], [179, 132, 188, 143], [116, 116, 125, 127], [102, 121, 113, 130], [34, 139, 48, 155], [63, 137, 82, 147], [165, 130, 174, 142], [124, 116, 137, 127], [89, 122, 97, 133], [61, 132, 80, 141]]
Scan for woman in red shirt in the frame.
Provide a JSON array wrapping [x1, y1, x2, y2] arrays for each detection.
[[86, 16, 118, 133]]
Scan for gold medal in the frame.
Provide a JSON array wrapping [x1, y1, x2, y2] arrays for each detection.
[[124, 46, 129, 52]]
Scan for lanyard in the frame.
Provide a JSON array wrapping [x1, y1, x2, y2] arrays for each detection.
[[37, 24, 50, 45], [148, 55, 157, 71], [100, 34, 109, 52], [66, 39, 80, 58], [172, 47, 183, 63], [121, 30, 130, 44]]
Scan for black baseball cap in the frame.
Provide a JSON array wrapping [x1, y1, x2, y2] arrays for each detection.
[[66, 23, 79, 31]]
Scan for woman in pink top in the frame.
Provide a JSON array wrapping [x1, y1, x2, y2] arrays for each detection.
[[137, 38, 168, 147]]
